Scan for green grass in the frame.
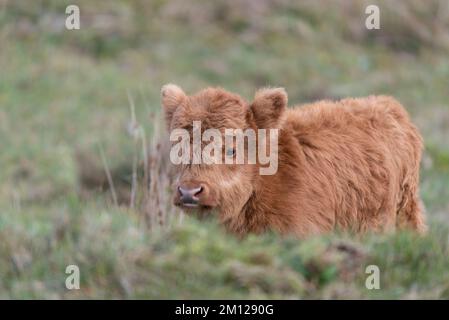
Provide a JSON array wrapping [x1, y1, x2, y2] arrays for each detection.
[[2, 202, 449, 299], [1, 0, 449, 299]]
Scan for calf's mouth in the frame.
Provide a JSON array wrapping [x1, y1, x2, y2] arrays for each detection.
[[175, 201, 215, 212]]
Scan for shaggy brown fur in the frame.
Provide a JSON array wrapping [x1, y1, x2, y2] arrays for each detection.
[[161, 84, 427, 237]]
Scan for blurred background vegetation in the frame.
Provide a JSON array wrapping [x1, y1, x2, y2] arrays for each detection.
[[1, 0, 449, 299]]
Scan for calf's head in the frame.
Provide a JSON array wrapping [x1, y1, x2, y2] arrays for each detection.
[[161, 84, 287, 219]]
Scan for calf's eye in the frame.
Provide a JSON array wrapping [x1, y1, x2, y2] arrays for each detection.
[[226, 148, 235, 157]]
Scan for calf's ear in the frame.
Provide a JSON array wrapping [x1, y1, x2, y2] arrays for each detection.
[[161, 83, 186, 129], [250, 87, 287, 128]]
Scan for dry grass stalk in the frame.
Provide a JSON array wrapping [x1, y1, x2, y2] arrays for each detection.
[[99, 144, 119, 207], [125, 93, 181, 229]]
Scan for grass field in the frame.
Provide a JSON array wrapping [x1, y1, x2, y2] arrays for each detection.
[[1, 0, 449, 299]]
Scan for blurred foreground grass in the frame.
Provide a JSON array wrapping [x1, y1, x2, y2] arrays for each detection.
[[2, 203, 449, 299], [1, 0, 449, 298]]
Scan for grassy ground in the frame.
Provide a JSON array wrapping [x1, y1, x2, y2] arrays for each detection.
[[1, 0, 449, 299]]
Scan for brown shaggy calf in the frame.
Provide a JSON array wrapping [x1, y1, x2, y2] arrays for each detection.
[[161, 84, 427, 237]]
